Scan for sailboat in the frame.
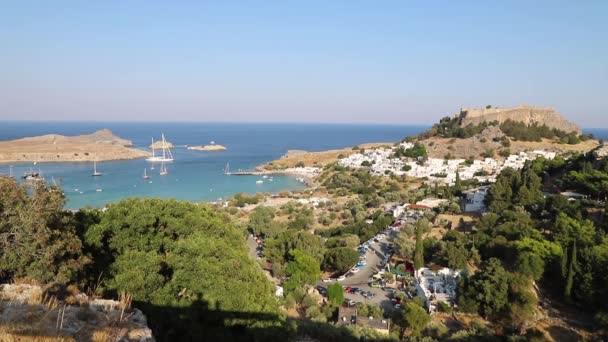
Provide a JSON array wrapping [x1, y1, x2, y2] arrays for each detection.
[[160, 162, 168, 176], [143, 168, 150, 179], [146, 134, 174, 162], [92, 161, 102, 176]]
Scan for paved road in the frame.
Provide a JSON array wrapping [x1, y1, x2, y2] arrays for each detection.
[[247, 234, 260, 259], [319, 233, 398, 312]]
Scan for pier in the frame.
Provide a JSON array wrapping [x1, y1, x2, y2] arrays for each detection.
[[224, 162, 263, 176]]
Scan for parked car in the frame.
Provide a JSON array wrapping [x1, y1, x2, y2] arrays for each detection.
[[369, 282, 382, 288], [322, 278, 332, 283], [344, 286, 353, 293], [337, 275, 346, 281], [394, 304, 402, 309], [366, 291, 375, 297], [351, 267, 360, 273]]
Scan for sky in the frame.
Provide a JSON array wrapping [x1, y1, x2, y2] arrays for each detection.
[[1, 1, 607, 126]]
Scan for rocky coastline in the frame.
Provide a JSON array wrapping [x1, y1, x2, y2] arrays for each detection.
[[0, 129, 151, 163]]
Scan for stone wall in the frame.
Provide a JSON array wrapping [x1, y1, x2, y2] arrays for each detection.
[[456, 105, 581, 134]]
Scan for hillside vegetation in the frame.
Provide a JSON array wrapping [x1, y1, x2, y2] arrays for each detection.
[[0, 176, 282, 341]]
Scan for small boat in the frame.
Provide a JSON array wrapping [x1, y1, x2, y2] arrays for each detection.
[[262, 175, 268, 179], [92, 161, 102, 176], [256, 180, 263, 184], [160, 162, 168, 176], [96, 189, 102, 192], [143, 168, 150, 179], [22, 169, 45, 183]]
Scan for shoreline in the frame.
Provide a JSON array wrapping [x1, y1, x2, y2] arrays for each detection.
[[0, 154, 151, 165]]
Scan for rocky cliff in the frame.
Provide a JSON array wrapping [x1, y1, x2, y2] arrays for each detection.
[[456, 105, 581, 134]]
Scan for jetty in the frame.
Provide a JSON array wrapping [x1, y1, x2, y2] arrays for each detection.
[[224, 162, 263, 176]]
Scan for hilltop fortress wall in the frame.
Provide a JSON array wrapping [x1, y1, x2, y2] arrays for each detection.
[[455, 105, 581, 134]]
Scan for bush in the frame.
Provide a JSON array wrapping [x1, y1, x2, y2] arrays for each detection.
[[295, 161, 305, 168], [436, 301, 451, 313]]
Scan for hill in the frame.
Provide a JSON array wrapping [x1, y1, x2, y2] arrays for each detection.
[[457, 105, 581, 134], [0, 129, 150, 163], [415, 105, 597, 159]]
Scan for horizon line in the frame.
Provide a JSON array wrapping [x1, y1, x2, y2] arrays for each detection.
[[0, 119, 607, 130]]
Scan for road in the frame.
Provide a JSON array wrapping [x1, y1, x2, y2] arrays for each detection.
[[248, 231, 399, 312], [319, 232, 398, 312]]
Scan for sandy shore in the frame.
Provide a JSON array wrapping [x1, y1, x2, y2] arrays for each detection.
[[0, 129, 151, 163]]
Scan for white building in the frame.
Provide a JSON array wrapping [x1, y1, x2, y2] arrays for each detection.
[[414, 268, 461, 313], [462, 186, 489, 213], [339, 141, 558, 186]]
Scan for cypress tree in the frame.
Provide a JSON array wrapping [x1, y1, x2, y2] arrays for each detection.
[[561, 247, 568, 280], [414, 222, 424, 270], [454, 171, 462, 195], [564, 241, 577, 299]]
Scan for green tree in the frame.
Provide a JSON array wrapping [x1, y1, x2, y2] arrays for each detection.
[[284, 249, 321, 292], [0, 177, 88, 284], [564, 241, 577, 298], [458, 258, 510, 319], [402, 302, 430, 336], [247, 206, 277, 237], [395, 235, 416, 260], [322, 247, 359, 273], [454, 171, 463, 195], [84, 198, 281, 340], [327, 283, 344, 307], [414, 219, 427, 269]]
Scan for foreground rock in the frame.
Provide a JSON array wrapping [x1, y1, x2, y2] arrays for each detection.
[[187, 144, 227, 151], [457, 105, 581, 134], [0, 283, 154, 341], [0, 129, 151, 163]]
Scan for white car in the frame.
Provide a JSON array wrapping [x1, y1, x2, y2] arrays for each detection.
[[350, 267, 360, 273], [337, 275, 346, 281], [322, 278, 332, 283]]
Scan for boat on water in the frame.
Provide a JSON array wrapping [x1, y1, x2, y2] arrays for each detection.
[[92, 161, 102, 176], [147, 133, 174, 163], [143, 168, 150, 179], [22, 169, 45, 183], [96, 189, 102, 192], [256, 180, 263, 184], [160, 163, 168, 176]]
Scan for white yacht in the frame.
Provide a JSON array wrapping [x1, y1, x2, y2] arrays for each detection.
[[146, 133, 174, 162]]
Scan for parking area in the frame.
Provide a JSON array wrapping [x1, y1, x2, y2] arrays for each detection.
[[318, 229, 399, 312]]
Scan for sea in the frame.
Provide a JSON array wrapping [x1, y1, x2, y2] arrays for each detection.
[[0, 122, 429, 209]]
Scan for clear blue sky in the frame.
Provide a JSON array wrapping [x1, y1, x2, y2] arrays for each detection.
[[1, 1, 607, 126]]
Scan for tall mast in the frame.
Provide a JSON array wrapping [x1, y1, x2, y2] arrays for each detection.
[[161, 133, 166, 159]]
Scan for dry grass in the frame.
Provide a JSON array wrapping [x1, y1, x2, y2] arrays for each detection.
[[91, 328, 128, 342], [0, 326, 76, 342]]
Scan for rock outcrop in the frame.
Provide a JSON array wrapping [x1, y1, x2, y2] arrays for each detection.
[[456, 105, 581, 134], [0, 283, 155, 341], [187, 144, 227, 151], [149, 141, 174, 149]]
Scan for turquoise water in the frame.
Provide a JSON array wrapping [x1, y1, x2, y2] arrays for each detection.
[[0, 122, 428, 209]]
